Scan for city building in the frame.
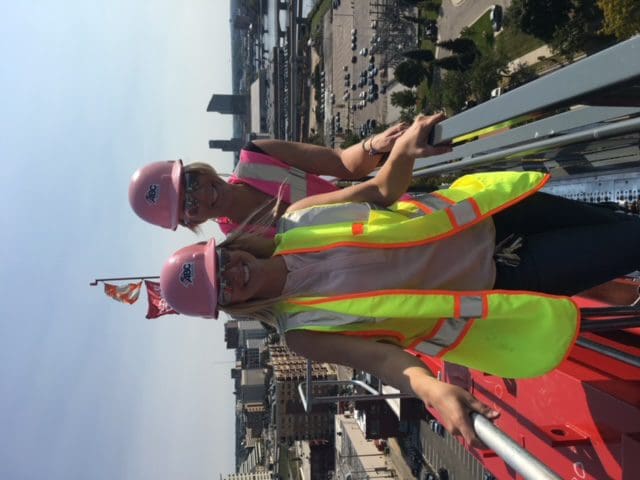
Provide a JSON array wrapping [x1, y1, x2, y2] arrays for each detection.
[[209, 138, 246, 151], [222, 471, 271, 480], [268, 344, 337, 444], [207, 94, 249, 115]]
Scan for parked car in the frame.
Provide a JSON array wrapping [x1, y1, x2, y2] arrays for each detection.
[[490, 5, 503, 32], [351, 55, 357, 63], [359, 47, 368, 56], [490, 86, 502, 98], [369, 55, 375, 64], [425, 24, 438, 41]]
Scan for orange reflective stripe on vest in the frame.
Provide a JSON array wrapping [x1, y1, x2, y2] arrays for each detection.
[[274, 171, 549, 255], [280, 290, 579, 379]]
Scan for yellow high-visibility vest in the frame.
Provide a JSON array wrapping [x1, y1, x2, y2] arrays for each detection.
[[274, 171, 580, 379]]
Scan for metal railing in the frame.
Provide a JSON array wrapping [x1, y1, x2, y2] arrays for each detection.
[[297, 359, 562, 480], [297, 304, 640, 480], [425, 36, 640, 147]]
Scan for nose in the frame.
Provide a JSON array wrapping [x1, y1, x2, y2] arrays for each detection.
[[222, 263, 244, 289]]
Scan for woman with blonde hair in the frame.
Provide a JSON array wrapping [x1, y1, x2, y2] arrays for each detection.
[[158, 113, 640, 447], [128, 124, 408, 235]]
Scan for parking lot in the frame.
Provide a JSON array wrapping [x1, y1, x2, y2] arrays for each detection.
[[325, 0, 389, 142]]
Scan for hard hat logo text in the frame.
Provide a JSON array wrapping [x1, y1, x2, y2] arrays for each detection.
[[145, 184, 160, 204], [179, 262, 195, 287]]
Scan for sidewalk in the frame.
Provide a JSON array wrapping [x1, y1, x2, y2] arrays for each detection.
[[507, 44, 552, 71]]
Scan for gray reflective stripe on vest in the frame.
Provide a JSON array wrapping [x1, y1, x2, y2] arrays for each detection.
[[449, 199, 478, 227], [459, 295, 483, 318], [413, 295, 484, 357], [278, 202, 373, 234], [416, 193, 453, 212], [281, 309, 376, 331], [413, 318, 471, 357], [235, 162, 308, 202], [414, 194, 479, 227]]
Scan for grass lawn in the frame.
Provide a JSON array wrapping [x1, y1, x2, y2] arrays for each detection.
[[460, 11, 494, 56], [419, 0, 442, 22], [496, 27, 545, 62], [310, 0, 331, 38]]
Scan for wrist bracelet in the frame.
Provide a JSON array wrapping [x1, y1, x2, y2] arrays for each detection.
[[368, 136, 380, 156]]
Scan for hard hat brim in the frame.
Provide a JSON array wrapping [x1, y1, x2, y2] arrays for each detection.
[[168, 159, 184, 230], [203, 238, 219, 318]]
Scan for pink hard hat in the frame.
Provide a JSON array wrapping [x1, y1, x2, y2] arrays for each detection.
[[129, 160, 183, 230], [160, 239, 219, 318]]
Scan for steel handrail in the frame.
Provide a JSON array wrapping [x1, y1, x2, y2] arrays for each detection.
[[414, 115, 640, 176], [472, 414, 561, 480], [298, 360, 562, 480], [427, 36, 640, 145]]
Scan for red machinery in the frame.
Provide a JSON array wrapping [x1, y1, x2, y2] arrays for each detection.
[[412, 280, 640, 479]]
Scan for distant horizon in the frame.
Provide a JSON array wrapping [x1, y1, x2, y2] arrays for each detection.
[[1, 1, 238, 478]]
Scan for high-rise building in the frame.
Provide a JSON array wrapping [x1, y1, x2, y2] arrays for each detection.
[[208, 138, 245, 151], [207, 94, 248, 115], [268, 345, 337, 443], [221, 472, 271, 480]]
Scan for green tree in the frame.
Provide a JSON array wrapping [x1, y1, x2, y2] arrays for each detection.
[[418, 1, 441, 11], [437, 38, 477, 55], [399, 106, 418, 123], [390, 89, 418, 108], [468, 51, 508, 102], [551, 0, 605, 58], [597, 0, 640, 39], [422, 82, 443, 114], [550, 14, 591, 60], [394, 60, 429, 87], [507, 0, 572, 41], [434, 54, 474, 71], [441, 70, 471, 114], [403, 49, 435, 62], [507, 62, 538, 89]]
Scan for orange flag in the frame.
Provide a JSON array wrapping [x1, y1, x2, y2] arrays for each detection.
[[104, 281, 143, 305]]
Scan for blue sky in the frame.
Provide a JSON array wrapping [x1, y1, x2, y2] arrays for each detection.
[[0, 1, 237, 478]]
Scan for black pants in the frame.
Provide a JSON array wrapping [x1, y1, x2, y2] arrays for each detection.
[[492, 193, 640, 296]]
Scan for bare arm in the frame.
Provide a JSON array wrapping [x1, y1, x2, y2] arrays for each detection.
[[285, 329, 498, 447], [285, 113, 452, 212], [253, 123, 408, 180]]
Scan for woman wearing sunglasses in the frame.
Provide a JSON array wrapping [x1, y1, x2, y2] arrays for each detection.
[[158, 113, 640, 447], [128, 123, 408, 235]]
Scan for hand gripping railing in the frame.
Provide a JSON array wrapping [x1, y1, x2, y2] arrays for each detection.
[[297, 306, 640, 480], [297, 360, 562, 480]]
